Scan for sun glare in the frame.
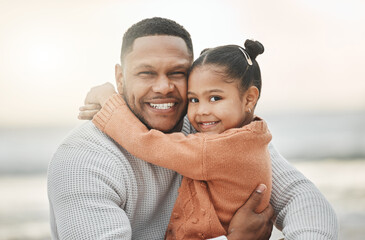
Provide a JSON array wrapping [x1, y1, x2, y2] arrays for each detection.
[[0, 0, 364, 127], [27, 43, 64, 73]]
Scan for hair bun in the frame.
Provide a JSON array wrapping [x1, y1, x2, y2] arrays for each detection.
[[244, 39, 264, 60], [200, 48, 211, 55]]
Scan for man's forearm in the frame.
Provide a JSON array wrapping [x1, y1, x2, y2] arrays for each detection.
[[269, 143, 338, 239]]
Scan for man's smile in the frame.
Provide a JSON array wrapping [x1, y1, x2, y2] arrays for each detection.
[[149, 102, 176, 110]]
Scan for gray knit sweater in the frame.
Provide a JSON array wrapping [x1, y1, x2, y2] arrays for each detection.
[[48, 119, 338, 240]]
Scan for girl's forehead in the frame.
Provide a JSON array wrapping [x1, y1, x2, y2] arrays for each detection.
[[188, 64, 236, 84], [192, 64, 226, 74], [188, 65, 241, 93]]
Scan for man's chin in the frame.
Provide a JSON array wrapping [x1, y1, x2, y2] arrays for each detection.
[[144, 118, 184, 133], [134, 108, 185, 133], [147, 123, 179, 133]]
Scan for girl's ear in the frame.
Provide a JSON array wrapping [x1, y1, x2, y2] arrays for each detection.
[[115, 64, 124, 94], [243, 86, 259, 112]]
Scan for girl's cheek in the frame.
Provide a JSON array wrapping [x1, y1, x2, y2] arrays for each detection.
[[187, 107, 197, 129], [187, 107, 193, 120]]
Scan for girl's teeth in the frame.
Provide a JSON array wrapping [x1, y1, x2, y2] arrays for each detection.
[[202, 122, 217, 126]]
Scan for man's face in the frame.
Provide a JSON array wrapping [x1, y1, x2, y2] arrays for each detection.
[[117, 35, 192, 133]]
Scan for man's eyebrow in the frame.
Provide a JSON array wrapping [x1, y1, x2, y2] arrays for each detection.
[[134, 64, 154, 70], [170, 64, 190, 71]]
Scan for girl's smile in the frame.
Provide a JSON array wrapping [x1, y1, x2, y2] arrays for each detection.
[[197, 120, 221, 131], [187, 65, 252, 134]]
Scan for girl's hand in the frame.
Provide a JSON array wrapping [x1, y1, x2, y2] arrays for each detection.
[[78, 82, 117, 120], [78, 103, 102, 120]]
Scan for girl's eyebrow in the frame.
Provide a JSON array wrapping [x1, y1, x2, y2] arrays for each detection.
[[187, 89, 224, 95], [206, 89, 224, 93]]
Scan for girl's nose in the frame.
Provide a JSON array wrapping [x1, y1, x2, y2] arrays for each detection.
[[196, 102, 210, 116]]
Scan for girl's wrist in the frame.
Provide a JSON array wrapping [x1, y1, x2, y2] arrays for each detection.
[[99, 91, 117, 107]]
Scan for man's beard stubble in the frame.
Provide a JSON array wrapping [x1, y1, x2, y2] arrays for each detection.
[[121, 93, 185, 133]]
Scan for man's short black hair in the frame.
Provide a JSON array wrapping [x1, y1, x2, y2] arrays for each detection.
[[120, 17, 193, 64]]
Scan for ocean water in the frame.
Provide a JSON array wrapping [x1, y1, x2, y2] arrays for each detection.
[[0, 126, 73, 175], [0, 111, 365, 239], [261, 110, 365, 159], [1, 111, 364, 174]]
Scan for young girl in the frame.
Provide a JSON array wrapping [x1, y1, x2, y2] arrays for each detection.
[[81, 40, 272, 240]]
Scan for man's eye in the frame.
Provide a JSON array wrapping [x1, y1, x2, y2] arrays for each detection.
[[169, 72, 186, 78], [189, 98, 199, 103], [210, 96, 221, 102], [138, 71, 154, 76]]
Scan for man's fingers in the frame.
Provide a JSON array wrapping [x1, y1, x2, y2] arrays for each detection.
[[244, 184, 267, 211], [265, 223, 273, 239], [262, 203, 275, 221], [261, 205, 274, 240]]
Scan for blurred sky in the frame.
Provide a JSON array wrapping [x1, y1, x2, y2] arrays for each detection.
[[0, 0, 364, 127]]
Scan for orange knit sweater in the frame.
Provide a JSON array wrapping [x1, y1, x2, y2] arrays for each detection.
[[93, 94, 272, 240]]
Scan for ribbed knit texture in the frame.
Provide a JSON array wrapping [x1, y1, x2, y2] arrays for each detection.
[[92, 94, 272, 239], [48, 118, 191, 240], [48, 96, 339, 240]]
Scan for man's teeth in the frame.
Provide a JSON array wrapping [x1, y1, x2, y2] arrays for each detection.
[[202, 122, 217, 126], [149, 103, 175, 110]]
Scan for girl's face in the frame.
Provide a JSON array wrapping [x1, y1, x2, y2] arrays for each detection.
[[187, 65, 251, 134]]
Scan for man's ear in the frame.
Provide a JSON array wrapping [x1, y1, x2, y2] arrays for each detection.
[[115, 64, 124, 94], [243, 86, 259, 112]]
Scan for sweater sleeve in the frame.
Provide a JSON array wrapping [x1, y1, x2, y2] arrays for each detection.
[[269, 143, 339, 240], [48, 144, 132, 240], [93, 94, 208, 180]]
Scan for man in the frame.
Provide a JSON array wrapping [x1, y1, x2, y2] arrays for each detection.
[[48, 17, 338, 239]]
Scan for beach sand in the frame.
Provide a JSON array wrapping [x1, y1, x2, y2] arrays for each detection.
[[271, 159, 365, 240], [0, 159, 364, 239]]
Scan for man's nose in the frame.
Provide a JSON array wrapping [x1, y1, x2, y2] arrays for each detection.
[[152, 75, 174, 95]]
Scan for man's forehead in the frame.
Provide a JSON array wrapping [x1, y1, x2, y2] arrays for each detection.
[[130, 59, 191, 71], [133, 35, 187, 49], [124, 35, 192, 69]]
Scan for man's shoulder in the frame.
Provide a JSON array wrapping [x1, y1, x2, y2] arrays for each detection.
[[50, 121, 129, 171], [48, 121, 138, 189], [182, 115, 196, 134], [49, 117, 194, 175], [59, 121, 119, 153]]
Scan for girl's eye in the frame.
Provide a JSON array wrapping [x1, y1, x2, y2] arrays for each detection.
[[210, 96, 221, 102], [189, 98, 199, 103]]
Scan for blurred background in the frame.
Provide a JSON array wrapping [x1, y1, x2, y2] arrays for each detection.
[[0, 0, 364, 239]]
